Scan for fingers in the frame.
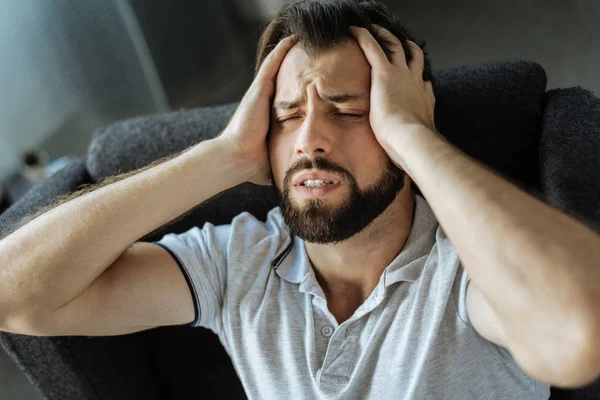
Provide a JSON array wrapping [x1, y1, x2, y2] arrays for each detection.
[[425, 81, 434, 97], [372, 24, 406, 67], [367, 25, 427, 85], [406, 41, 425, 83], [255, 36, 297, 85], [349, 26, 389, 71]]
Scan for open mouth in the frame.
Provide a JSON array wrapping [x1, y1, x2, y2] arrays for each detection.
[[293, 182, 342, 198]]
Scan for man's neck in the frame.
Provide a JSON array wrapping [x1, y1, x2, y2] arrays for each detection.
[[305, 191, 415, 309]]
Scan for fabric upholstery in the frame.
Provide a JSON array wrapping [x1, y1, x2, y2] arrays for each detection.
[[0, 158, 92, 240], [0, 158, 160, 400], [540, 87, 600, 233]]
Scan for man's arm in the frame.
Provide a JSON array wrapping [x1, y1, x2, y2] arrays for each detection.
[[0, 34, 296, 336], [387, 123, 600, 388], [349, 25, 600, 388], [0, 138, 249, 324]]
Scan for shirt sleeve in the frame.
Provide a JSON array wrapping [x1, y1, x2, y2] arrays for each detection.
[[436, 224, 472, 327], [454, 259, 517, 362], [152, 222, 231, 331], [454, 263, 472, 326]]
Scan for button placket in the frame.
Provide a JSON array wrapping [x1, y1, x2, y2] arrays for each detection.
[[321, 325, 333, 337], [319, 333, 358, 384]]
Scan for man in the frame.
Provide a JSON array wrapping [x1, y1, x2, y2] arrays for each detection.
[[0, 0, 599, 399]]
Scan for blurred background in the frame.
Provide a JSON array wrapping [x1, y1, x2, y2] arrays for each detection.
[[0, 0, 598, 398]]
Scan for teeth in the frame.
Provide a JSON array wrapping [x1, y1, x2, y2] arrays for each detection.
[[303, 179, 333, 187]]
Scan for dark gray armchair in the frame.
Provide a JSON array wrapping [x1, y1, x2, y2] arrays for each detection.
[[1, 60, 599, 400]]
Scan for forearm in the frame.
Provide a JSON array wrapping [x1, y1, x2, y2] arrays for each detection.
[[0, 137, 248, 319], [387, 124, 600, 349]]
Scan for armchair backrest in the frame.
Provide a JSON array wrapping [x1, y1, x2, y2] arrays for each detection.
[[87, 60, 549, 242]]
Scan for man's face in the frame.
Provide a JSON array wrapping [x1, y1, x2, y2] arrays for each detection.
[[268, 39, 406, 244]]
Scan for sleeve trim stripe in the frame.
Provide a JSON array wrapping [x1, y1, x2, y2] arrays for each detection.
[[152, 241, 201, 326]]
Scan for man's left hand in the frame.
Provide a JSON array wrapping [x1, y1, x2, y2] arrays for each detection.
[[350, 25, 437, 171]]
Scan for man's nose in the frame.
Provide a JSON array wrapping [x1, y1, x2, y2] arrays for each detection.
[[294, 113, 333, 157]]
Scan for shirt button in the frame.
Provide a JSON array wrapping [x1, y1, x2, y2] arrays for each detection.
[[321, 325, 333, 337]]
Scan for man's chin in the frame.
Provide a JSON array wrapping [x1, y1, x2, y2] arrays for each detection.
[[290, 197, 344, 214]]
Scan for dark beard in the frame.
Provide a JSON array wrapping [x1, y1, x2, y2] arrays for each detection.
[[272, 156, 406, 244]]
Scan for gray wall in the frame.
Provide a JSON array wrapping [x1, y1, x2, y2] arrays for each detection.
[[239, 0, 600, 95], [384, 0, 600, 95], [0, 0, 168, 182]]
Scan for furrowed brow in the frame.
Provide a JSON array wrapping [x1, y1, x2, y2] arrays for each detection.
[[322, 93, 367, 104], [274, 93, 367, 111], [273, 100, 302, 111]]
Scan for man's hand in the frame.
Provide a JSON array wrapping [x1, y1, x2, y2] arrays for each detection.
[[349, 27, 600, 389], [218, 36, 296, 186], [349, 26, 436, 171]]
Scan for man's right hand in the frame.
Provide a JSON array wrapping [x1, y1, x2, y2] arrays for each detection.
[[218, 36, 297, 186]]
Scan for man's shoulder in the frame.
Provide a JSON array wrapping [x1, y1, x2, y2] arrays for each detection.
[[229, 206, 286, 232], [222, 207, 297, 286], [225, 206, 290, 249]]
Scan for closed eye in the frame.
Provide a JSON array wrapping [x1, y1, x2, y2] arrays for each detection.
[[277, 113, 365, 124], [277, 116, 301, 124], [335, 113, 365, 118]]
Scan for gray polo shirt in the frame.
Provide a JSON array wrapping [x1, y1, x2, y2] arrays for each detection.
[[153, 195, 550, 399]]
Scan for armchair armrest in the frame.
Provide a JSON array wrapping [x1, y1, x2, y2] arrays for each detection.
[[0, 157, 160, 400], [540, 87, 600, 233], [0, 158, 92, 240]]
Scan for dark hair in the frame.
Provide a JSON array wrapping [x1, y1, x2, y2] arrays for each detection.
[[255, 0, 433, 84]]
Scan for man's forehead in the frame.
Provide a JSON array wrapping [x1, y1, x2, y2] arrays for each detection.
[[274, 40, 371, 105]]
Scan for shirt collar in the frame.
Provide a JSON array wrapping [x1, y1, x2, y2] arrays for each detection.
[[271, 194, 439, 286]]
